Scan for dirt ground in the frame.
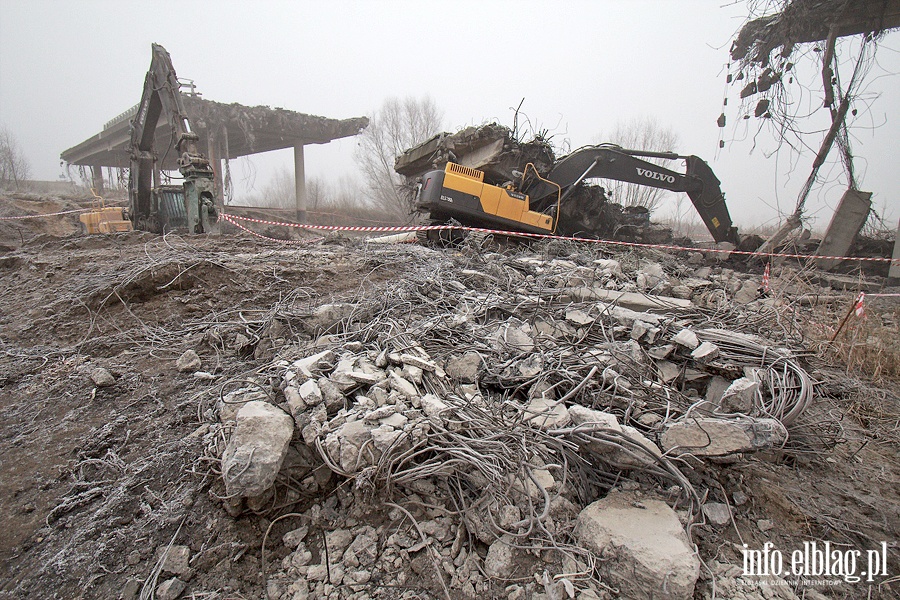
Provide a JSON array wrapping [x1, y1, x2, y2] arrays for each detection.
[[0, 193, 897, 600]]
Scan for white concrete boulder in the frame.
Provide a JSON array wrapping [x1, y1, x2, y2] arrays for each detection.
[[719, 377, 759, 413], [574, 491, 700, 600], [222, 401, 294, 497], [660, 416, 787, 456]]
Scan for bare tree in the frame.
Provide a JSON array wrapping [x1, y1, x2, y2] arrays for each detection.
[[597, 117, 679, 212], [0, 127, 31, 190], [355, 96, 444, 219]]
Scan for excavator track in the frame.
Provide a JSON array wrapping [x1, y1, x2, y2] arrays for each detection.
[[417, 217, 468, 247]]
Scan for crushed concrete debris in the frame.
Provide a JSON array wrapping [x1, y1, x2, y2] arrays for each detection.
[[9, 194, 899, 600], [201, 242, 827, 599]]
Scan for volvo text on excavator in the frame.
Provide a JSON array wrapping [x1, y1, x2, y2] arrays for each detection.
[[128, 44, 217, 233], [414, 144, 738, 245]]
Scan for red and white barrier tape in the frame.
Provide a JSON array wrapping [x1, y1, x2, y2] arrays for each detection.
[[220, 213, 323, 246], [761, 262, 771, 292], [0, 208, 92, 220], [220, 212, 900, 265]]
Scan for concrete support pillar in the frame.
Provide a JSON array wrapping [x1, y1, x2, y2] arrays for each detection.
[[294, 144, 307, 223], [91, 166, 104, 195], [889, 219, 900, 282]]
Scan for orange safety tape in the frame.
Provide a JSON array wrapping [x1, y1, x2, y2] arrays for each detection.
[[220, 212, 900, 265]]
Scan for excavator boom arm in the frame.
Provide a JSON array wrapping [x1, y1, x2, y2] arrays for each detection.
[[526, 146, 738, 244], [129, 43, 216, 233]]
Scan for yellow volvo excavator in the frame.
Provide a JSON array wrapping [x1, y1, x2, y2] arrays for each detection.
[[415, 145, 738, 245]]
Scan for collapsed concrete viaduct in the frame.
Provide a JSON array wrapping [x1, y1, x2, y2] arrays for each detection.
[[61, 94, 368, 222]]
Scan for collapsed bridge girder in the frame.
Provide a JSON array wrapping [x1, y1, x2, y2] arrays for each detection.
[[61, 48, 368, 223]]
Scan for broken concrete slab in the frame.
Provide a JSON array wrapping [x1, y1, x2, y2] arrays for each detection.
[[393, 123, 555, 187], [702, 502, 732, 527], [388, 371, 418, 400], [660, 417, 787, 457], [648, 344, 675, 360], [484, 534, 520, 579], [655, 360, 681, 383], [565, 308, 594, 326], [297, 379, 323, 407], [568, 405, 661, 468], [157, 545, 191, 576], [497, 319, 535, 352], [291, 349, 335, 378], [636, 262, 667, 291], [222, 401, 294, 497], [420, 394, 448, 421], [630, 320, 660, 343], [302, 303, 359, 334], [569, 289, 693, 312], [445, 352, 481, 383], [574, 491, 700, 600], [672, 328, 700, 349], [690, 341, 720, 363], [733, 280, 759, 304], [705, 376, 733, 407], [156, 577, 186, 600]]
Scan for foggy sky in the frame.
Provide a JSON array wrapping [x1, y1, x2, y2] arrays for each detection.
[[0, 0, 897, 229]]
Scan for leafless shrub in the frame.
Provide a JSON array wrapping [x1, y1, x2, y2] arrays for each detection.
[[0, 126, 31, 190], [596, 116, 679, 212], [355, 96, 444, 220]]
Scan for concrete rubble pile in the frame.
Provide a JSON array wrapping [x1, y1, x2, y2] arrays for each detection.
[[202, 241, 823, 600], [393, 123, 555, 187]]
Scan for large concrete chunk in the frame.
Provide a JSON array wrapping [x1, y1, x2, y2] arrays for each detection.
[[890, 218, 900, 282], [816, 189, 873, 270], [568, 405, 661, 467], [660, 417, 786, 456], [574, 491, 700, 600], [445, 351, 482, 383], [222, 401, 294, 497], [719, 377, 759, 413], [524, 397, 571, 430]]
